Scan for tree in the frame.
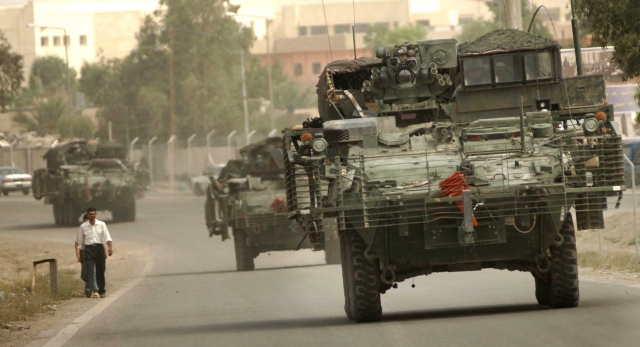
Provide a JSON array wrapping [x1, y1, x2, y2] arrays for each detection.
[[575, 0, 640, 80], [364, 23, 427, 52], [0, 30, 24, 111], [458, 0, 552, 43], [12, 96, 67, 135], [29, 56, 77, 97]]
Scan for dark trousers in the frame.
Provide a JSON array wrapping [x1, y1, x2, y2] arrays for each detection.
[[82, 244, 106, 294]]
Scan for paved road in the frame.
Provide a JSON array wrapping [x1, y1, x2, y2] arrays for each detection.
[[1, 191, 639, 347]]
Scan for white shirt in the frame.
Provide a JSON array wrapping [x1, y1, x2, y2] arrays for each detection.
[[76, 220, 112, 250]]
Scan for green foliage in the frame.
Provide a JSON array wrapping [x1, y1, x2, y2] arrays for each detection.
[[29, 56, 77, 97], [364, 23, 427, 52], [80, 0, 313, 142], [458, 0, 552, 43], [575, 0, 640, 80], [0, 30, 24, 111], [12, 97, 67, 135], [55, 114, 96, 140]]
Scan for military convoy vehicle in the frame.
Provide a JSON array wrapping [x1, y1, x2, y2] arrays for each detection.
[[283, 29, 624, 322], [205, 137, 340, 271], [32, 140, 145, 226]]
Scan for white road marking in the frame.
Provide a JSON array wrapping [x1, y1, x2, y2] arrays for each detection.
[[41, 254, 154, 347]]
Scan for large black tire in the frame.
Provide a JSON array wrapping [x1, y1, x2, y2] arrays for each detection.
[[2, 190, 8, 196], [536, 213, 579, 308], [63, 200, 78, 226], [22, 188, 30, 195], [535, 277, 551, 306], [340, 229, 382, 322], [193, 183, 205, 196], [127, 200, 137, 222], [324, 237, 341, 265], [233, 228, 255, 271], [549, 213, 580, 308]]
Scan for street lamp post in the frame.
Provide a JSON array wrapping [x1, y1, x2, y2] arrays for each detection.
[[27, 24, 73, 138], [129, 137, 139, 162], [226, 13, 275, 130], [240, 50, 250, 148], [167, 135, 176, 191]]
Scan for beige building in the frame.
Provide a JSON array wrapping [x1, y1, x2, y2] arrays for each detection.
[[235, 0, 578, 85], [0, 0, 158, 83]]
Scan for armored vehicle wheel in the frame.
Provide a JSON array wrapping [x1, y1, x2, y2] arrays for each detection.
[[33, 175, 43, 200], [60, 203, 68, 226], [2, 190, 8, 196], [548, 213, 580, 308], [340, 229, 382, 322], [22, 188, 30, 195], [232, 228, 255, 271], [324, 238, 341, 265], [127, 200, 137, 222], [193, 183, 205, 196], [62, 201, 77, 226], [534, 277, 551, 306], [535, 213, 579, 308]]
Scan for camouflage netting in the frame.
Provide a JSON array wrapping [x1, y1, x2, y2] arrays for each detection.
[[316, 57, 382, 121], [458, 29, 560, 56]]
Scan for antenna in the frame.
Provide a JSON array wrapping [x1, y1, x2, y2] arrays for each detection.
[[321, 0, 333, 61], [352, 0, 357, 58]]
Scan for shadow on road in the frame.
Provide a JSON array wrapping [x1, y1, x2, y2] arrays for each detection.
[[148, 263, 328, 278], [119, 303, 550, 337], [0, 223, 57, 231]]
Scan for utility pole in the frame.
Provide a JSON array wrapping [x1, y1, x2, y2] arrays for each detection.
[[505, 0, 523, 30], [570, 0, 583, 76], [265, 19, 275, 131], [168, 26, 177, 190]]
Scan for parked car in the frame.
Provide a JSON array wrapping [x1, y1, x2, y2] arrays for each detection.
[[0, 166, 32, 195], [190, 164, 225, 196]]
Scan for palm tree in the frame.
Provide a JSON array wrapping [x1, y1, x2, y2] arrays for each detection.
[[12, 96, 67, 135]]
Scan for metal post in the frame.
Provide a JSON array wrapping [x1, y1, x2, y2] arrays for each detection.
[[129, 137, 139, 162], [240, 50, 250, 150], [187, 134, 196, 178], [570, 0, 583, 76], [27, 141, 35, 174], [167, 135, 176, 191], [148, 136, 157, 187], [623, 154, 638, 258], [206, 129, 216, 157], [227, 130, 237, 161], [247, 130, 257, 145], [9, 139, 16, 167]]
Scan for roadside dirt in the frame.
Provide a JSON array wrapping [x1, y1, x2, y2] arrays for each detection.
[[0, 236, 144, 347]]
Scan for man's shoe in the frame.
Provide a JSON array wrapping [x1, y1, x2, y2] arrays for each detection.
[[91, 292, 100, 298], [99, 293, 106, 298], [85, 289, 92, 298]]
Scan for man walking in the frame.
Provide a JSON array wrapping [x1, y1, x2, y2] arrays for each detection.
[[75, 207, 113, 298]]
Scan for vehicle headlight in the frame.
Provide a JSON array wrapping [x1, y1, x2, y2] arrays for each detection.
[[222, 186, 230, 194], [583, 117, 599, 135], [311, 138, 328, 153]]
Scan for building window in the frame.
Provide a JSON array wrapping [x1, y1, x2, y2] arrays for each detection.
[[375, 22, 390, 29], [63, 35, 70, 46], [354, 23, 370, 34], [294, 63, 303, 76], [312, 62, 322, 74], [417, 20, 431, 28], [79, 35, 87, 45], [40, 37, 49, 46], [565, 13, 571, 21], [298, 27, 307, 36], [53, 36, 61, 46], [310, 26, 328, 36], [334, 24, 350, 34]]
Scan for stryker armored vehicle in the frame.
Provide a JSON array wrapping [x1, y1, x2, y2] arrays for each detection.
[[32, 140, 144, 225], [205, 137, 340, 271], [283, 29, 624, 322]]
